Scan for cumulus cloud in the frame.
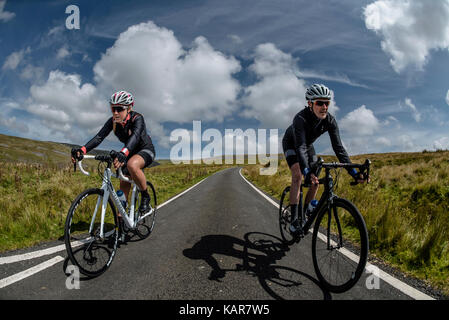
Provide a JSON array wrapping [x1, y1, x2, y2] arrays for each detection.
[[241, 43, 340, 130], [339, 105, 380, 136], [241, 43, 306, 129], [0, 0, 15, 22], [19, 21, 242, 146], [433, 137, 449, 150], [375, 136, 391, 147], [26, 70, 107, 140], [446, 90, 449, 106], [93, 21, 241, 125], [364, 0, 449, 73], [0, 116, 28, 133]]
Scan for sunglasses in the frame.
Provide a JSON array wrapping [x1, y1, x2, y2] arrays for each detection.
[[111, 106, 127, 113], [314, 100, 330, 107]]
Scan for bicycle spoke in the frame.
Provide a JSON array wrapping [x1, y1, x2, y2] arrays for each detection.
[[312, 198, 368, 293], [65, 189, 118, 277]]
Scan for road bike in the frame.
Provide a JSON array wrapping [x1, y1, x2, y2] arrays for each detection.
[[64, 151, 157, 277], [279, 158, 371, 293]]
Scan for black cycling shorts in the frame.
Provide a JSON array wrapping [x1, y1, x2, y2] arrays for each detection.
[[282, 139, 316, 169], [122, 149, 155, 176]]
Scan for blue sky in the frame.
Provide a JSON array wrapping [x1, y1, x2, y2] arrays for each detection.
[[1, 0, 449, 159]]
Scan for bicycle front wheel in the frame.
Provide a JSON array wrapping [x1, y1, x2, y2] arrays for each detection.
[[64, 188, 119, 277], [134, 181, 157, 239], [311, 197, 368, 293]]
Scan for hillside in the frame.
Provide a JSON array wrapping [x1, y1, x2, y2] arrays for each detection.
[[0, 133, 231, 253]]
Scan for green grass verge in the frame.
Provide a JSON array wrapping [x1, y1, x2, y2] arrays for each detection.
[[0, 161, 231, 253], [242, 151, 449, 296]]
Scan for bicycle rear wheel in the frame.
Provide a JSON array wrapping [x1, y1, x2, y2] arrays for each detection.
[[134, 181, 157, 239], [311, 197, 368, 293], [64, 188, 119, 277], [279, 186, 296, 245]]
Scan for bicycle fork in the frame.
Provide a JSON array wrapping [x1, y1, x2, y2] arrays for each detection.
[[325, 199, 343, 250]]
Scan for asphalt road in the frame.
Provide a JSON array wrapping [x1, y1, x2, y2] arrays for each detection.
[[0, 167, 434, 300]]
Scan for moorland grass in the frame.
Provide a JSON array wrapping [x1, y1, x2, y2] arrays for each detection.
[[0, 161, 230, 252], [242, 151, 449, 295]]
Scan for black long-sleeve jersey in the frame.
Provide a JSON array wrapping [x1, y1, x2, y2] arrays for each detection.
[[283, 107, 351, 172], [83, 111, 155, 158]]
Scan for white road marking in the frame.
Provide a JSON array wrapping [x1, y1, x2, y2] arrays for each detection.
[[0, 169, 219, 290], [0, 244, 66, 265], [238, 168, 435, 300], [1, 239, 92, 265], [0, 171, 214, 264], [0, 256, 64, 289]]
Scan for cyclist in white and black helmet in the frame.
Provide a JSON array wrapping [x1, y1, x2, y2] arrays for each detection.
[[71, 90, 156, 215], [282, 84, 366, 234]]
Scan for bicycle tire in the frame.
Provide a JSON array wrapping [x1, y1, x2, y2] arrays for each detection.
[[279, 186, 296, 246], [64, 188, 119, 277], [134, 181, 157, 239], [311, 197, 368, 293]]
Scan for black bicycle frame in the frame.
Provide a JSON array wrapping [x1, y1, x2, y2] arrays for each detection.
[[300, 167, 335, 237], [299, 158, 370, 241]]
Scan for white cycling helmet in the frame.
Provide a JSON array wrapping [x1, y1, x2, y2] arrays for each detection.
[[305, 84, 331, 101], [109, 90, 134, 107]]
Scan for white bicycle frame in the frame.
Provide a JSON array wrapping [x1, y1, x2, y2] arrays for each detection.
[[77, 155, 154, 239]]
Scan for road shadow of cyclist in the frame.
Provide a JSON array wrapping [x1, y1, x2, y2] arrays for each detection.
[[183, 232, 331, 300]]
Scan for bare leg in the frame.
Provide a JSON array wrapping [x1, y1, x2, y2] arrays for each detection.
[[126, 155, 147, 192], [305, 183, 319, 206]]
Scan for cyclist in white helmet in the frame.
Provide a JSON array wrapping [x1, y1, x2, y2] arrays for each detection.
[[71, 90, 156, 215], [282, 84, 367, 234]]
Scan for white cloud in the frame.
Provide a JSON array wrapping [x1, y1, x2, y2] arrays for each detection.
[[56, 46, 70, 59], [20, 64, 44, 81], [93, 21, 241, 126], [433, 137, 449, 150], [375, 136, 391, 147], [2, 48, 30, 71], [0, 116, 28, 133], [396, 134, 416, 151], [16, 21, 242, 147], [241, 43, 341, 130], [403, 97, 421, 122], [295, 69, 369, 89], [0, 0, 15, 22], [446, 90, 449, 106], [26, 70, 107, 141], [228, 34, 243, 44], [364, 0, 449, 73], [339, 105, 380, 136]]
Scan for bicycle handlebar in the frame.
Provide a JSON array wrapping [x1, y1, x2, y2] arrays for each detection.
[[309, 157, 371, 186], [75, 152, 131, 183]]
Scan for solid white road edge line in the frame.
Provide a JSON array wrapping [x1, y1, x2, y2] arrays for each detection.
[[0, 172, 213, 265], [0, 256, 64, 289], [238, 168, 435, 300]]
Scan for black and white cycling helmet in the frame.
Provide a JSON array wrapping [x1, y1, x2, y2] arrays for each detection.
[[305, 84, 331, 101], [109, 90, 134, 107]]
